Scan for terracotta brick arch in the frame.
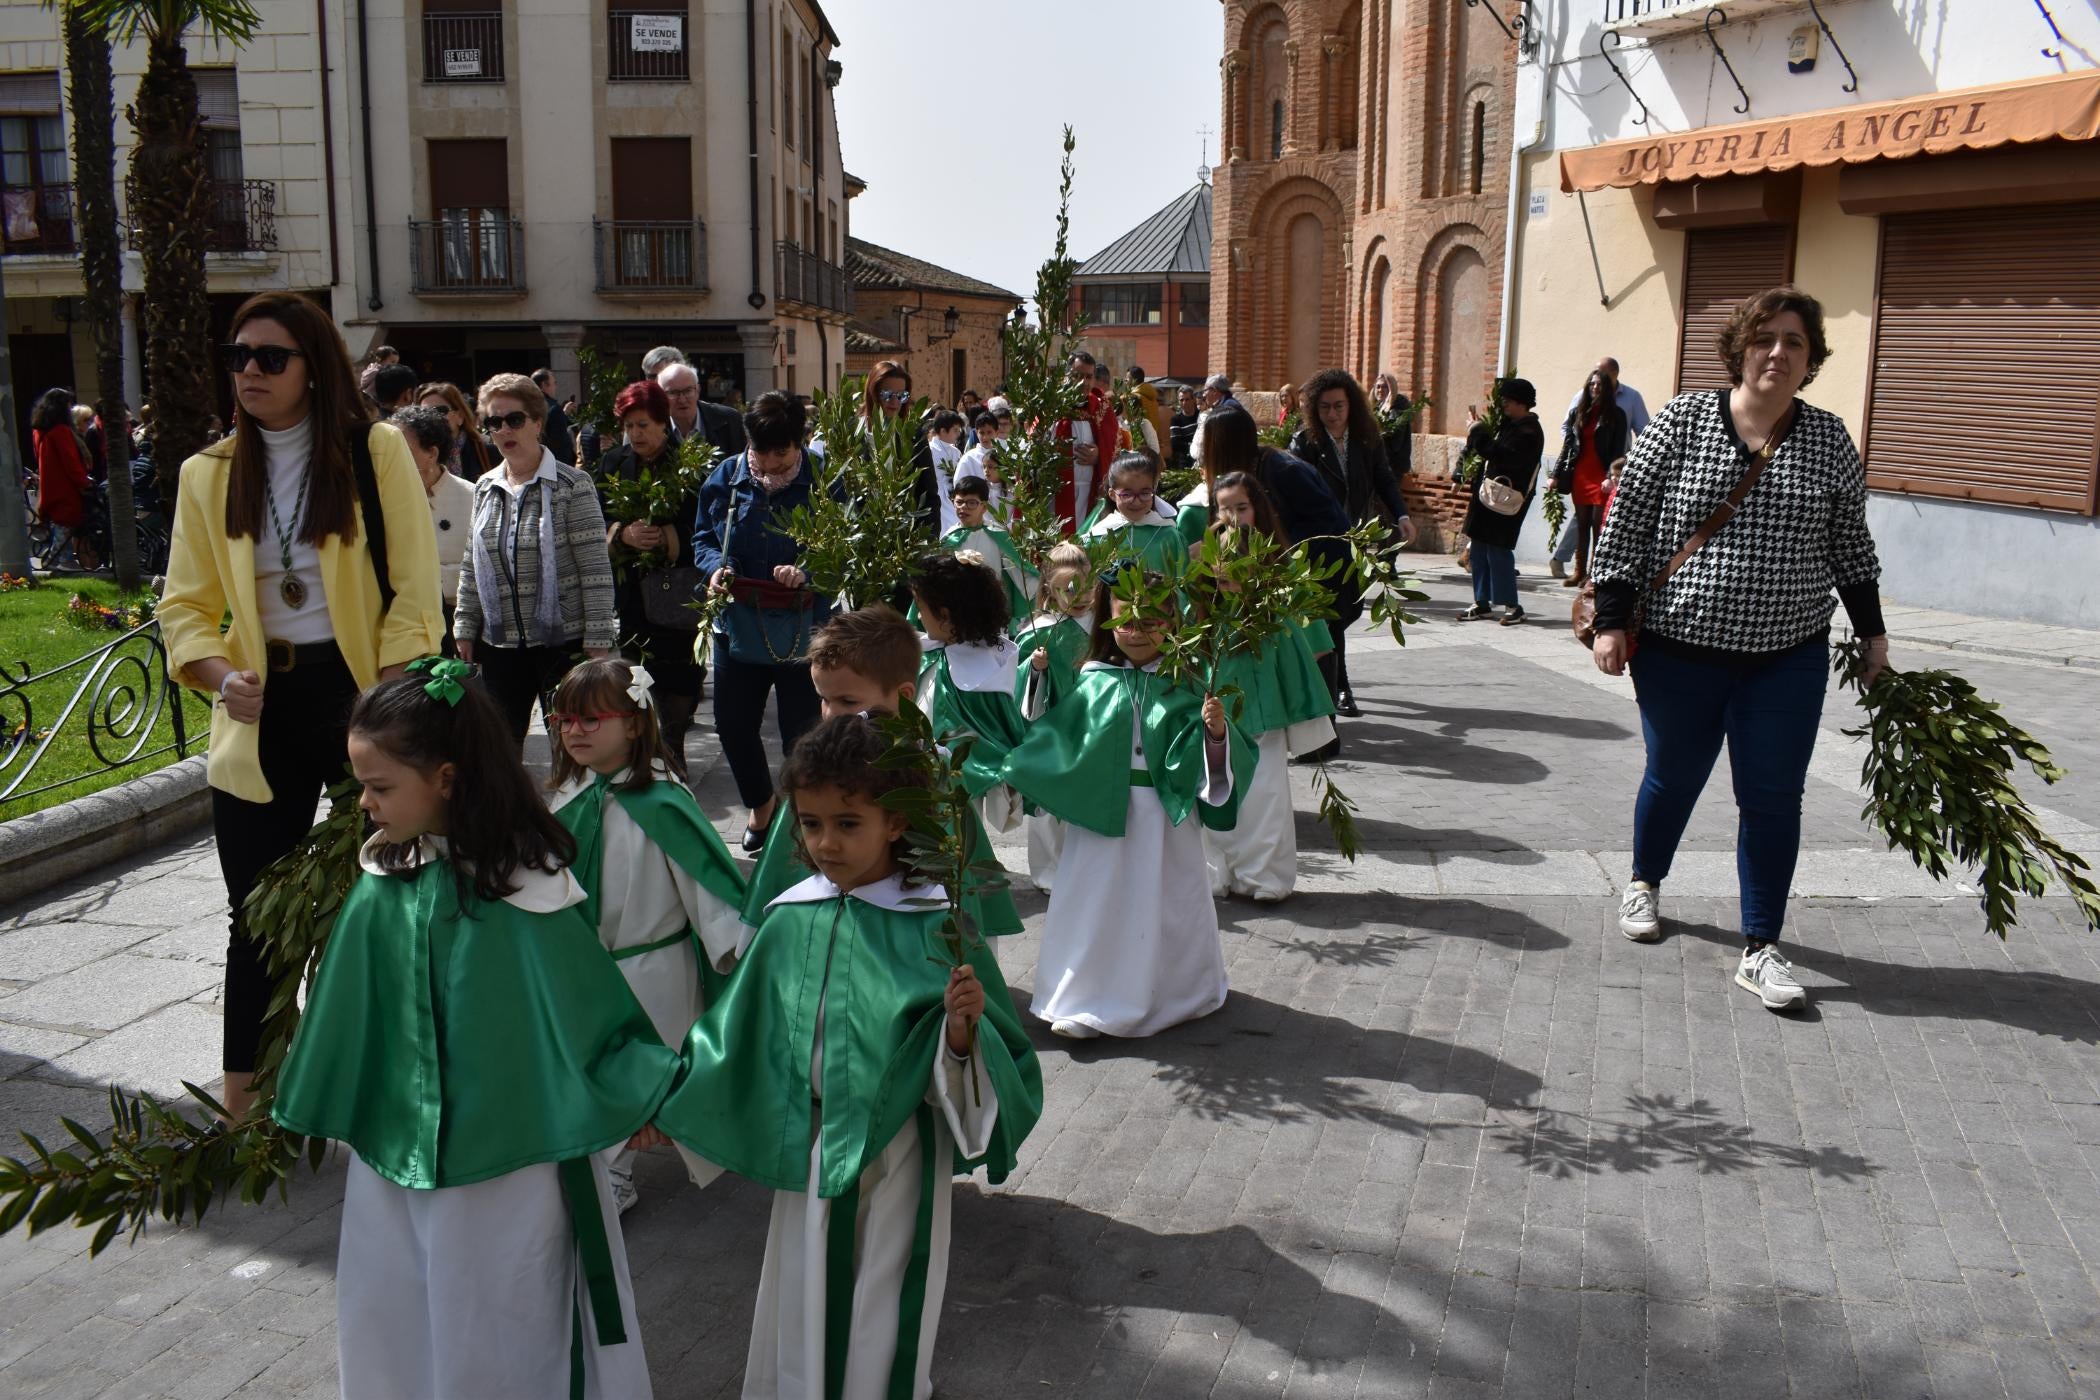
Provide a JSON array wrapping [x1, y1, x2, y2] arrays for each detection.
[[1412, 223, 1498, 434], [1239, 175, 1348, 392], [1357, 236, 1391, 383]]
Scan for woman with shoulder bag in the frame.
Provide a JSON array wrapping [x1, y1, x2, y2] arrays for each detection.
[[454, 373, 617, 747], [1458, 377, 1546, 625], [160, 291, 444, 1122], [691, 391, 834, 851], [1589, 286, 1888, 1013], [1553, 368, 1628, 587], [597, 378, 706, 754]]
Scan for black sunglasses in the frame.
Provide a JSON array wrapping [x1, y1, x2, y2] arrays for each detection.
[[480, 411, 533, 432], [220, 344, 304, 375]]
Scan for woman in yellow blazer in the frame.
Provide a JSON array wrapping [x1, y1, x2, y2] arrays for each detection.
[[160, 291, 443, 1122]]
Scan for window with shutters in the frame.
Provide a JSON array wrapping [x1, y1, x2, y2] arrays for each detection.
[[1864, 203, 2100, 515], [1675, 224, 1794, 395], [0, 73, 69, 254], [419, 138, 518, 291], [605, 137, 699, 289], [423, 0, 504, 84]]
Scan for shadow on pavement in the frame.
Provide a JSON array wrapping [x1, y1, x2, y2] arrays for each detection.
[[1220, 891, 1571, 950], [1492, 1092, 1880, 1182]]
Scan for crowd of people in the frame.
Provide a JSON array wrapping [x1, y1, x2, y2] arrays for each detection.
[[53, 272, 1889, 1399]]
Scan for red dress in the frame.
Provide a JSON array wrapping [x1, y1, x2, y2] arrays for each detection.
[[34, 427, 90, 529], [1570, 415, 1609, 508]]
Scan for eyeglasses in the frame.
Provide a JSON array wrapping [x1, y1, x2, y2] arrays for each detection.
[[1110, 489, 1155, 504], [480, 411, 533, 432], [876, 390, 911, 404], [546, 710, 638, 733], [220, 344, 303, 375]]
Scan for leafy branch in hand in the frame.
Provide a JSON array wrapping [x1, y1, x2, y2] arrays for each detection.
[[779, 382, 936, 609], [0, 781, 365, 1252], [574, 345, 632, 443], [600, 434, 718, 571], [1833, 640, 2100, 939], [1455, 398, 1505, 486], [1542, 487, 1567, 552]]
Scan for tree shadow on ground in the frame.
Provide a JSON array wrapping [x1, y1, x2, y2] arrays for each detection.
[[1216, 891, 1572, 952], [1323, 717, 1555, 786], [1491, 1092, 1880, 1183], [1005, 987, 1543, 1136], [1291, 807, 1550, 859], [1668, 917, 2100, 1046]]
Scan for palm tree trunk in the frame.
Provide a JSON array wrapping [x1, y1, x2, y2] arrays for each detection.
[[127, 28, 212, 501], [64, 4, 138, 591]]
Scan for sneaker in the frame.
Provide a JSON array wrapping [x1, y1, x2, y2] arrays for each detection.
[[609, 1164, 640, 1215], [1499, 606, 1527, 627], [1548, 558, 1566, 579], [1618, 881, 1661, 942], [1049, 1019, 1100, 1040], [1736, 946, 1807, 1011], [1459, 603, 1493, 621]]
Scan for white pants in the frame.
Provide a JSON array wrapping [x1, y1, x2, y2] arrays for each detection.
[[1034, 786, 1228, 1036], [337, 1152, 650, 1400], [1206, 730, 1296, 901]]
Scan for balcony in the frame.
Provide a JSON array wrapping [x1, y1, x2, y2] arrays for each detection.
[[594, 219, 706, 294], [609, 9, 690, 81], [2, 184, 75, 255], [774, 240, 852, 316], [123, 178, 277, 254], [1604, 0, 1814, 37], [423, 11, 505, 83], [409, 217, 525, 295]]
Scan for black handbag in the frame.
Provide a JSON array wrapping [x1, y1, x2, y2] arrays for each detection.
[[640, 566, 706, 632]]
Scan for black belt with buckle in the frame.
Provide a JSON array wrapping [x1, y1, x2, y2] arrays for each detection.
[[263, 639, 344, 673]]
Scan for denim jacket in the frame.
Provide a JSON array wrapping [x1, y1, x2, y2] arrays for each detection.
[[689, 445, 828, 581]]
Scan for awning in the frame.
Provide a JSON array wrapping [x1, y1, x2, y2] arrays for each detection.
[[1560, 70, 2100, 193]]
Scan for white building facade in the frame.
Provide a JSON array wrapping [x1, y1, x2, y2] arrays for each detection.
[[1504, 0, 2100, 628]]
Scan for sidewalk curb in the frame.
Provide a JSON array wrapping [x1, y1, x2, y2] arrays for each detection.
[[0, 755, 213, 907]]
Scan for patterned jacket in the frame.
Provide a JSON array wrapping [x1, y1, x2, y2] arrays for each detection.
[[454, 449, 617, 649]]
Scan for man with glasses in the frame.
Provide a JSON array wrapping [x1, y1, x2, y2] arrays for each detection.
[[657, 361, 749, 459]]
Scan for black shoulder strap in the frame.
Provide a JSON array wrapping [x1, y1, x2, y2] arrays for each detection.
[[350, 424, 394, 614]]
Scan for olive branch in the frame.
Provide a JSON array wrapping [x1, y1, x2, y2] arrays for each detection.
[[1833, 639, 2100, 940], [777, 382, 937, 609]]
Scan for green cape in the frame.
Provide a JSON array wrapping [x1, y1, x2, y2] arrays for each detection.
[[1086, 516, 1188, 579], [937, 523, 1035, 631], [272, 851, 680, 1190], [740, 797, 1024, 937], [921, 646, 1028, 798], [999, 661, 1254, 837], [1173, 483, 1210, 547], [1012, 614, 1091, 712], [554, 767, 749, 931], [655, 875, 1042, 1197], [1213, 620, 1338, 738]]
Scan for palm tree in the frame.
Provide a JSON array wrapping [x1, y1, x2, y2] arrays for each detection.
[[69, 0, 259, 500], [61, 3, 140, 589]]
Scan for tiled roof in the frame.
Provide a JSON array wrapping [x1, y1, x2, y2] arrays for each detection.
[[844, 320, 904, 355], [846, 237, 1022, 302], [1076, 183, 1211, 279]]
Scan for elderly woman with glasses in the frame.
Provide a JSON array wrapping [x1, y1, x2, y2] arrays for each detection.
[[453, 372, 616, 747]]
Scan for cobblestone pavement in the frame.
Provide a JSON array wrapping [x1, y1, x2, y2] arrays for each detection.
[[2, 577, 2098, 1398]]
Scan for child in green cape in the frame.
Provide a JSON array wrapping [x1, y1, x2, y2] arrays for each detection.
[[1013, 541, 1094, 892], [938, 476, 1035, 627], [1201, 473, 1339, 902], [1083, 451, 1187, 578], [546, 657, 750, 1211], [909, 551, 1027, 834], [1001, 573, 1256, 1039], [655, 716, 1041, 1400], [272, 661, 678, 1400], [741, 604, 1024, 939]]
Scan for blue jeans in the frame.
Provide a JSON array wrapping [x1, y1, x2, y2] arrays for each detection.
[[1630, 636, 1828, 945], [1470, 543, 1517, 607], [1552, 519, 1580, 565]]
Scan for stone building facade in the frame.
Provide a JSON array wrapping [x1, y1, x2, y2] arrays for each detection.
[[843, 236, 1019, 405], [1210, 0, 1517, 435]]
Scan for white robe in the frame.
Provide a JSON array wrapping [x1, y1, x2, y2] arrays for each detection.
[[334, 841, 651, 1400], [1205, 728, 1296, 901], [743, 873, 1000, 1400], [1032, 688, 1233, 1036], [930, 436, 963, 535], [1015, 634, 1077, 892], [918, 636, 1022, 835], [945, 524, 1036, 606]]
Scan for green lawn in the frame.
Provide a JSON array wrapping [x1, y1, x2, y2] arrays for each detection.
[[0, 577, 213, 820]]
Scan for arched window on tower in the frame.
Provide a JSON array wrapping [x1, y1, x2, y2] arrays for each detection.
[[1470, 102, 1486, 195], [1271, 101, 1285, 160]]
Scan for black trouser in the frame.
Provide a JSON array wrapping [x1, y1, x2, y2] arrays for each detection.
[[475, 639, 580, 749], [1310, 537, 1363, 703], [210, 644, 357, 1074], [619, 619, 704, 754], [712, 652, 820, 810]]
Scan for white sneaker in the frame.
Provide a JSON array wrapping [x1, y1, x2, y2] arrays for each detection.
[[1549, 558, 1567, 579], [1736, 945, 1807, 1011], [1049, 1018, 1100, 1040], [609, 1164, 640, 1215], [1618, 881, 1662, 942]]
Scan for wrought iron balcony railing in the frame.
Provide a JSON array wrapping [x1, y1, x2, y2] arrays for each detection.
[[0, 616, 202, 810], [594, 219, 707, 292], [423, 11, 505, 83], [774, 240, 852, 316], [122, 178, 278, 254], [409, 217, 526, 295], [608, 9, 691, 81], [2, 183, 76, 255]]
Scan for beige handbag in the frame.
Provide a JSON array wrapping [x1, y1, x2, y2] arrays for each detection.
[[1476, 475, 1527, 515]]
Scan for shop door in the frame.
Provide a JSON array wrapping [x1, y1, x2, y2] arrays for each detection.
[[1675, 224, 1795, 396]]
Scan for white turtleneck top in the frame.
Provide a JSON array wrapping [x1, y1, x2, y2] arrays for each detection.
[[253, 417, 335, 644]]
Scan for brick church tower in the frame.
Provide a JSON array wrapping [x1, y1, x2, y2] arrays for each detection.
[[1210, 0, 1518, 435]]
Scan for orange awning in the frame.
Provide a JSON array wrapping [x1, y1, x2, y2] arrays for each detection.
[[1559, 70, 2100, 193]]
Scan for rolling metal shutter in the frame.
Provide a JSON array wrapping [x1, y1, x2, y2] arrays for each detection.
[[1865, 203, 2100, 515], [1675, 224, 1795, 395]]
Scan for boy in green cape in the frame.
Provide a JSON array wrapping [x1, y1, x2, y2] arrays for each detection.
[[938, 476, 1035, 630], [655, 716, 1041, 1400]]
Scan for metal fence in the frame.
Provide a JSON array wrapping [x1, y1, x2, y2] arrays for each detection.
[[409, 217, 526, 294], [124, 178, 277, 253], [423, 12, 505, 83], [775, 240, 852, 315], [595, 219, 706, 291], [608, 10, 691, 81], [1603, 0, 1704, 20], [0, 616, 199, 810], [1, 182, 75, 254]]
